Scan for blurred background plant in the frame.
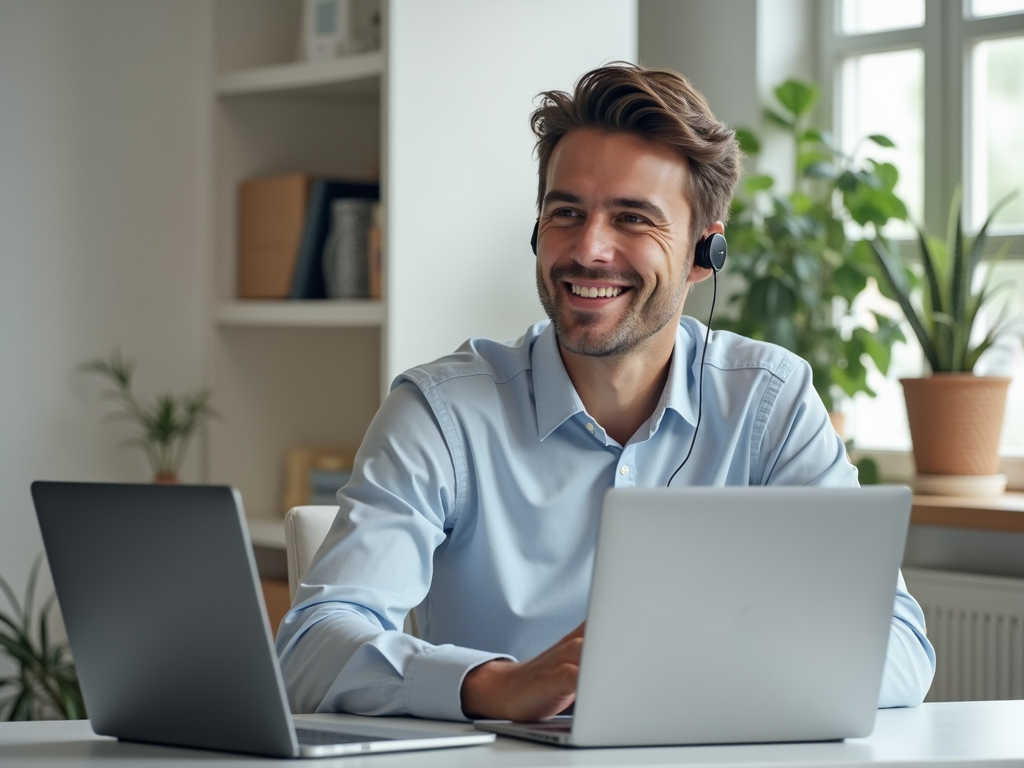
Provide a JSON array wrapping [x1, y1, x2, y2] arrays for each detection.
[[80, 349, 218, 483], [721, 79, 909, 417], [0, 556, 85, 721]]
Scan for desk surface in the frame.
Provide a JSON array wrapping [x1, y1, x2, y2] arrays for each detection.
[[2, 700, 1023, 767]]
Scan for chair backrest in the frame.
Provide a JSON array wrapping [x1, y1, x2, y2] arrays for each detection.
[[282, 505, 421, 637], [283, 505, 338, 600]]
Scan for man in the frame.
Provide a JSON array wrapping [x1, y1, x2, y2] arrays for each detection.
[[276, 64, 935, 721]]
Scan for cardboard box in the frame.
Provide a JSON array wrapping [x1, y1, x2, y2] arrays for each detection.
[[238, 174, 311, 299]]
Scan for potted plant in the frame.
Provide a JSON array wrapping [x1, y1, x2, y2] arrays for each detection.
[[0, 556, 85, 720], [81, 350, 218, 484], [722, 79, 907, 432], [869, 190, 1021, 495]]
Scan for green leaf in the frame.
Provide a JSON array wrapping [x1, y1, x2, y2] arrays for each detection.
[[799, 127, 834, 146], [867, 133, 896, 148], [802, 161, 838, 179], [774, 79, 818, 119], [867, 160, 899, 191], [857, 457, 880, 484], [764, 107, 795, 131], [734, 127, 762, 155], [744, 174, 775, 193]]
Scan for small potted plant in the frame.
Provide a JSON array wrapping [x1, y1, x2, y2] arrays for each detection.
[[870, 189, 1021, 495], [0, 556, 85, 720], [723, 79, 907, 432], [81, 350, 218, 484]]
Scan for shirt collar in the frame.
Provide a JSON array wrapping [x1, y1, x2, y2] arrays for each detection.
[[532, 323, 585, 440], [531, 318, 706, 439]]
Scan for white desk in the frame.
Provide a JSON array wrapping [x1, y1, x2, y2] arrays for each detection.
[[1, 701, 1023, 767]]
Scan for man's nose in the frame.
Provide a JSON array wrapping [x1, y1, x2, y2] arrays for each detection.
[[572, 217, 616, 265]]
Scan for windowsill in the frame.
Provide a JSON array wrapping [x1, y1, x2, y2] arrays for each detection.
[[912, 492, 1024, 533], [851, 449, 1024, 492]]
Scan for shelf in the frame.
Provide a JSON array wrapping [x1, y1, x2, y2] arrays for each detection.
[[216, 51, 383, 100], [248, 518, 286, 549], [215, 300, 385, 328], [911, 493, 1024, 534]]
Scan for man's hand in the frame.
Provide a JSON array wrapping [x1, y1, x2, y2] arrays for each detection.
[[460, 623, 584, 721]]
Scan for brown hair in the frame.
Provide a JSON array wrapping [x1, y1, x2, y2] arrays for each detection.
[[530, 62, 741, 242]]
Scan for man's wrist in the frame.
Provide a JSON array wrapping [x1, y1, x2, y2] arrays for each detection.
[[461, 659, 514, 720]]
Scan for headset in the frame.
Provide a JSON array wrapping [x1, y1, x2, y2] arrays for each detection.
[[530, 221, 726, 486]]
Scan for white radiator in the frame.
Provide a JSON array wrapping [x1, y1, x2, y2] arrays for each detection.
[[903, 567, 1024, 702]]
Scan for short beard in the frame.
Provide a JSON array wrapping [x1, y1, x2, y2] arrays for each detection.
[[536, 262, 686, 358]]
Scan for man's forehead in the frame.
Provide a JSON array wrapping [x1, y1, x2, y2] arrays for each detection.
[[543, 129, 692, 214]]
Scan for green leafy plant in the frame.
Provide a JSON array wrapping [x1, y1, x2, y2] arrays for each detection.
[[0, 556, 85, 720], [870, 189, 1022, 373], [721, 79, 908, 412], [80, 349, 218, 480]]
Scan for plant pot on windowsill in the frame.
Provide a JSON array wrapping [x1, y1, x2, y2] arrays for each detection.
[[871, 189, 1020, 498], [900, 374, 1010, 495]]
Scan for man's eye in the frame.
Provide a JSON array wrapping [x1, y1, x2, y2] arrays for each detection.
[[621, 213, 649, 225], [552, 208, 579, 218]]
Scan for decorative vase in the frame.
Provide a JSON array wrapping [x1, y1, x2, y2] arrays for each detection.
[[901, 375, 1010, 494], [153, 472, 179, 484]]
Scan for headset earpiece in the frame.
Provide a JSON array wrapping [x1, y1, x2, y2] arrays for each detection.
[[694, 232, 727, 272], [530, 220, 539, 256]]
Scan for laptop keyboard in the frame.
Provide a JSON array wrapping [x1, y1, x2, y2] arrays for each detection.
[[295, 728, 395, 745]]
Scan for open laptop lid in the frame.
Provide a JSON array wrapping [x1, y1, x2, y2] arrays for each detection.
[[33, 481, 301, 757], [32, 481, 495, 758], [479, 485, 911, 747]]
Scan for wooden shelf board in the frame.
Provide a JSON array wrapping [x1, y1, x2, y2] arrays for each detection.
[[911, 492, 1024, 533], [216, 52, 383, 99], [215, 300, 384, 328]]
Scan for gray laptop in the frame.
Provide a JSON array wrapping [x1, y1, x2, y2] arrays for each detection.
[[475, 485, 912, 747], [31, 481, 494, 759]]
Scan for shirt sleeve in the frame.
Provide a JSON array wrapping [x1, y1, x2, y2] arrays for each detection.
[[274, 381, 512, 721], [758, 355, 937, 707]]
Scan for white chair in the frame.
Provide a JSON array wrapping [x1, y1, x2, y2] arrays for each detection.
[[283, 505, 420, 637]]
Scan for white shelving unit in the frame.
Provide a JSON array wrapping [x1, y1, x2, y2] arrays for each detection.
[[206, 0, 637, 530], [207, 0, 385, 524]]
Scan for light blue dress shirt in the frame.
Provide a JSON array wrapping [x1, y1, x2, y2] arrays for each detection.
[[276, 317, 936, 720]]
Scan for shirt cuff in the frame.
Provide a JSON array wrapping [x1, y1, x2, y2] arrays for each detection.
[[404, 644, 515, 721]]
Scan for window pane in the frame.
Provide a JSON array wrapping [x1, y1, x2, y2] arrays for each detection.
[[970, 35, 1024, 232], [841, 0, 924, 34], [969, 0, 1024, 18], [841, 49, 924, 236]]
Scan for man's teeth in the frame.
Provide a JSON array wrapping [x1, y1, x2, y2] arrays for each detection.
[[570, 284, 623, 298]]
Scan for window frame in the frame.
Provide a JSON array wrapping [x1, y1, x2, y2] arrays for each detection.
[[818, 0, 1024, 487]]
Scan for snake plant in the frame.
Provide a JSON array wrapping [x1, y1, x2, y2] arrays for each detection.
[[869, 189, 1021, 373]]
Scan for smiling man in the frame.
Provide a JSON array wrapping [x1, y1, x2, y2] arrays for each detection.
[[275, 64, 935, 722]]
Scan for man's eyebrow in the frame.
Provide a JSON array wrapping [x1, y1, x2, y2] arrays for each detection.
[[609, 197, 667, 219], [543, 191, 667, 220], [542, 190, 582, 206]]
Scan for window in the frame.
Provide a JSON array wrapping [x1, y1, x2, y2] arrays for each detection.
[[821, 0, 1024, 457]]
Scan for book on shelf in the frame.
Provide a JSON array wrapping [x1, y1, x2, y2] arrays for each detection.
[[368, 202, 383, 300], [237, 174, 311, 299], [323, 197, 374, 299], [290, 178, 379, 300]]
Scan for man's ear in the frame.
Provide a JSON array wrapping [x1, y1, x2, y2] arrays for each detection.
[[687, 221, 726, 284]]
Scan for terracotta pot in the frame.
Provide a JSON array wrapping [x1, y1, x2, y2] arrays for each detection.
[[901, 375, 1010, 476], [828, 412, 846, 440], [153, 472, 179, 484]]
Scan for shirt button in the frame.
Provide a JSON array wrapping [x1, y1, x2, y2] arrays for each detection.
[[586, 422, 595, 433], [619, 465, 630, 476]]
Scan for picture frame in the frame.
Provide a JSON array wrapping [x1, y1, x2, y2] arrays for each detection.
[[281, 446, 355, 513]]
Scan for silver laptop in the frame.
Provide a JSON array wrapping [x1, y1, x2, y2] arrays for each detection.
[[31, 481, 494, 759], [476, 485, 912, 747]]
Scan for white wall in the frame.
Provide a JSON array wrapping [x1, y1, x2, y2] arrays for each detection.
[[0, 0, 210, 664], [385, 0, 638, 380]]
